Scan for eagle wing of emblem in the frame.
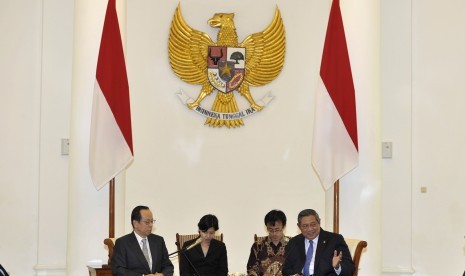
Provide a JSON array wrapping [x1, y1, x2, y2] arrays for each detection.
[[238, 7, 285, 109], [168, 4, 215, 108]]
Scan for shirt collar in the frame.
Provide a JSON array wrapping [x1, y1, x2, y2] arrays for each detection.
[[133, 231, 147, 244], [306, 235, 319, 245]]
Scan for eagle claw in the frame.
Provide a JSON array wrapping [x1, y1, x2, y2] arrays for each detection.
[[251, 103, 263, 111], [187, 102, 199, 109]]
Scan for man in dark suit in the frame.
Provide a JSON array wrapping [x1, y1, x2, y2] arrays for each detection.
[[112, 205, 174, 276], [0, 264, 9, 276], [282, 209, 354, 276]]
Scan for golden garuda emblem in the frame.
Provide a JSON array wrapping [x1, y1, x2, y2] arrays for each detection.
[[168, 4, 286, 128]]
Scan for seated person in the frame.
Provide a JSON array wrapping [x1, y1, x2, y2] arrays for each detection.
[[111, 205, 174, 276], [247, 209, 289, 276], [180, 214, 228, 276], [282, 209, 354, 276]]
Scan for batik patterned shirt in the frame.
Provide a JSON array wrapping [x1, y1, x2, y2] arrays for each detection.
[[247, 236, 289, 276]]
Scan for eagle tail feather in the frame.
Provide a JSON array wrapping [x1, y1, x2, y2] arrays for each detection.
[[204, 92, 243, 128]]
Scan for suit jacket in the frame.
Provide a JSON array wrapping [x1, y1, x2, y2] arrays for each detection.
[[282, 229, 354, 276], [112, 232, 174, 276], [180, 238, 228, 276], [0, 264, 9, 276]]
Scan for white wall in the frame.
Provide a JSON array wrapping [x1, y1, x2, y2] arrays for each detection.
[[0, 0, 73, 275], [381, 0, 465, 275], [381, 0, 414, 274], [35, 0, 73, 275], [411, 0, 465, 275], [0, 0, 43, 275]]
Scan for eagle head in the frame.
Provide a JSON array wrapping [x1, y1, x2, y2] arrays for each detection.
[[208, 13, 235, 28]]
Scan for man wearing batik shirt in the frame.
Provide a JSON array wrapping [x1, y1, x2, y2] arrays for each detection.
[[247, 210, 289, 276]]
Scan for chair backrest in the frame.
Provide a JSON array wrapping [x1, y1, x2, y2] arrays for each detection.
[[344, 238, 367, 276], [254, 234, 266, 243], [175, 233, 223, 263], [104, 238, 116, 265]]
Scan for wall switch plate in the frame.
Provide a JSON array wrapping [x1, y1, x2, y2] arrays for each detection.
[[61, 138, 69, 155], [382, 142, 392, 159]]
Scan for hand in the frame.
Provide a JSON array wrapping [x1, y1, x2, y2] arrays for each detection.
[[332, 250, 342, 269]]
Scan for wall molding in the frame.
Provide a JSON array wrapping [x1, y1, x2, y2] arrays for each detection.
[[382, 266, 415, 275], [34, 264, 66, 276]]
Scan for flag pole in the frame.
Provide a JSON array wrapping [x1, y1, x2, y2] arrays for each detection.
[[333, 180, 339, 234], [109, 177, 115, 238]]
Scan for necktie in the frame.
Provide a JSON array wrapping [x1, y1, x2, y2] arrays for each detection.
[[303, 240, 313, 276], [142, 239, 151, 267]]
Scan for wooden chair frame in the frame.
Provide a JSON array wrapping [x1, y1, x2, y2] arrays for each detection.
[[104, 238, 116, 266], [344, 238, 367, 276]]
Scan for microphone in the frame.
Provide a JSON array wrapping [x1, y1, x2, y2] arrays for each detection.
[[169, 237, 203, 256], [185, 237, 203, 250]]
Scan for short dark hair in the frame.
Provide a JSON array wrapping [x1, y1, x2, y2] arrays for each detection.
[[264, 209, 287, 227], [297, 209, 321, 224], [198, 214, 219, 231], [131, 205, 149, 228]]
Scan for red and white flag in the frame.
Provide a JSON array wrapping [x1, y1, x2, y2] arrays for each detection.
[[311, 0, 358, 190], [89, 0, 133, 190]]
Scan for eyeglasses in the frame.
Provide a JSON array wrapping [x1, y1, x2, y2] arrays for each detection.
[[267, 227, 283, 233], [141, 219, 156, 225], [299, 223, 319, 229]]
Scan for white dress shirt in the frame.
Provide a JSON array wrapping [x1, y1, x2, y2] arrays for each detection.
[[134, 232, 153, 270], [302, 235, 341, 275], [303, 236, 318, 275]]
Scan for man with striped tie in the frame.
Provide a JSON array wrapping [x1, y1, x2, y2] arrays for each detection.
[[112, 206, 174, 276]]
